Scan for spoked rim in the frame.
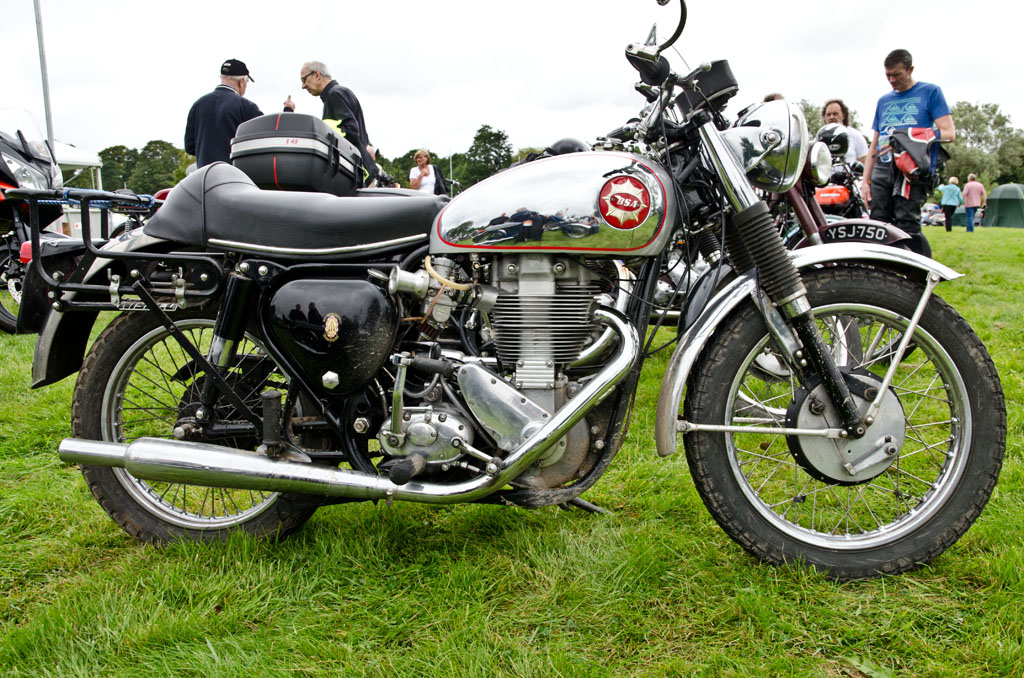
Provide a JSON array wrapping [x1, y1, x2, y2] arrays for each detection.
[[101, 319, 285, 529], [0, 255, 21, 318], [723, 302, 970, 550]]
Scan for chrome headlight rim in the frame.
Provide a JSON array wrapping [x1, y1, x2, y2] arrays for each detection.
[[722, 100, 809, 194], [807, 141, 832, 187]]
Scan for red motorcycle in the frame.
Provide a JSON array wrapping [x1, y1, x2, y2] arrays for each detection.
[[770, 138, 911, 251]]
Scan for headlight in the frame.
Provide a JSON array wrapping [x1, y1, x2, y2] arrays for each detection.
[[1, 152, 49, 190], [720, 100, 809, 193], [807, 141, 832, 187]]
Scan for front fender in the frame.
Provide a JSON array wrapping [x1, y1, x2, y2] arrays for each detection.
[[653, 243, 960, 457], [31, 231, 172, 388], [794, 218, 911, 249]]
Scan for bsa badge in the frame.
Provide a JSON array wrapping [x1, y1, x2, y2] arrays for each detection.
[[323, 313, 341, 343], [598, 176, 651, 230]]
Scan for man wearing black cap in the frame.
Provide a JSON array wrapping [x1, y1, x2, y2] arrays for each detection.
[[184, 59, 263, 167]]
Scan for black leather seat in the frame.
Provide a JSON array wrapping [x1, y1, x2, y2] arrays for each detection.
[[144, 163, 446, 259]]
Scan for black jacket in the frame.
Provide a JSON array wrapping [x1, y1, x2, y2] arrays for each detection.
[[184, 85, 262, 168], [319, 80, 377, 185]]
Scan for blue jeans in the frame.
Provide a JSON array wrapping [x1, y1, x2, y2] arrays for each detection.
[[965, 207, 977, 232]]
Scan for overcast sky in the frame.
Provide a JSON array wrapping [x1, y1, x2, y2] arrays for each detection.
[[4, 0, 1019, 167]]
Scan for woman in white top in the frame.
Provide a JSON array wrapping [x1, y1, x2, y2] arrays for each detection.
[[409, 149, 436, 193]]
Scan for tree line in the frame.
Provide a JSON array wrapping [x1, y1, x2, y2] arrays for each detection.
[[70, 102, 1023, 197], [375, 124, 525, 192], [64, 124, 523, 196]]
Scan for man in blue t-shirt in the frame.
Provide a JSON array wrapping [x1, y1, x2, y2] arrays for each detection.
[[862, 49, 955, 256]]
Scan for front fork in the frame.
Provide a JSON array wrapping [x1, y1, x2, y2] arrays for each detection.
[[699, 121, 866, 437]]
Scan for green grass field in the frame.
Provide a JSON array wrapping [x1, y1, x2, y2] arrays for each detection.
[[1, 227, 1022, 677]]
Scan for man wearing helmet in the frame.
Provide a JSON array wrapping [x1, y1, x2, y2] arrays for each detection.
[[862, 50, 955, 256]]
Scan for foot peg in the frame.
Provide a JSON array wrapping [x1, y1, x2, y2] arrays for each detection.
[[389, 453, 428, 485]]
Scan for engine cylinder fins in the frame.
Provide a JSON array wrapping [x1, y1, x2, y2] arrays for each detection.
[[490, 288, 602, 364]]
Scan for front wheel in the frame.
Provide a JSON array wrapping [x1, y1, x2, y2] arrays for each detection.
[[72, 310, 318, 543], [682, 266, 1005, 579], [0, 250, 23, 333]]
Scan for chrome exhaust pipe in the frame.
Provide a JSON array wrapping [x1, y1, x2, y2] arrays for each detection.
[[59, 307, 639, 505]]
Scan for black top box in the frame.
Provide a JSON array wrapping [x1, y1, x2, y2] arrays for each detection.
[[230, 113, 363, 196]]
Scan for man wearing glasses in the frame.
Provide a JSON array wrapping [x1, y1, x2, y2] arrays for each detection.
[[185, 59, 263, 168], [284, 61, 378, 186]]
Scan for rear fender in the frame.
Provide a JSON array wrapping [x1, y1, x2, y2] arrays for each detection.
[[653, 243, 960, 457], [31, 231, 173, 388]]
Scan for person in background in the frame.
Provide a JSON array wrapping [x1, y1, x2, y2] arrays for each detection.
[[862, 49, 955, 256], [821, 98, 869, 165], [184, 59, 262, 167], [285, 61, 377, 186], [409, 150, 435, 193], [763, 93, 784, 102], [962, 174, 987, 233], [938, 176, 963, 231], [408, 150, 447, 195]]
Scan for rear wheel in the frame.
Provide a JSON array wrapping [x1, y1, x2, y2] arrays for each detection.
[[682, 266, 1005, 579], [72, 310, 318, 543]]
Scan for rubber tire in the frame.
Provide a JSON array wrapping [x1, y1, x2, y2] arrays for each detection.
[[683, 266, 1005, 580], [0, 252, 20, 334], [72, 309, 318, 543]]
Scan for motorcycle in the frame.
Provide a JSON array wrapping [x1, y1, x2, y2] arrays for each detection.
[[0, 109, 153, 334], [810, 123, 870, 222], [0, 109, 69, 333], [14, 0, 1004, 580], [771, 140, 911, 251], [597, 97, 909, 321]]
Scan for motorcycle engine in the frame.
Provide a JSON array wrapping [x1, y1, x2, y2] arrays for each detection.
[[386, 253, 618, 488], [490, 254, 605, 384]]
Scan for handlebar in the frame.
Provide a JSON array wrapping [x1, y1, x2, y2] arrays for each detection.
[[625, 0, 687, 65], [625, 51, 671, 86], [655, 0, 687, 53]]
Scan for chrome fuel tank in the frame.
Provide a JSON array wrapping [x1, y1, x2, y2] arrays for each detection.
[[431, 152, 675, 256]]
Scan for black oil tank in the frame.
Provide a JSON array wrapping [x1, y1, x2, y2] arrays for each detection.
[[266, 278, 397, 397]]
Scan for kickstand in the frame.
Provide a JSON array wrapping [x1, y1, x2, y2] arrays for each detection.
[[559, 497, 612, 515]]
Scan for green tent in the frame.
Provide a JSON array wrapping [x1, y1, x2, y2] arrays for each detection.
[[983, 183, 1024, 227]]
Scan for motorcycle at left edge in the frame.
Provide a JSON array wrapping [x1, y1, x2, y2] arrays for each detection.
[[0, 109, 153, 334], [0, 109, 69, 333], [11, 0, 1005, 580]]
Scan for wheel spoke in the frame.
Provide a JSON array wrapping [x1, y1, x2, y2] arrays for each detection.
[[99, 318, 285, 527], [702, 291, 977, 552]]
